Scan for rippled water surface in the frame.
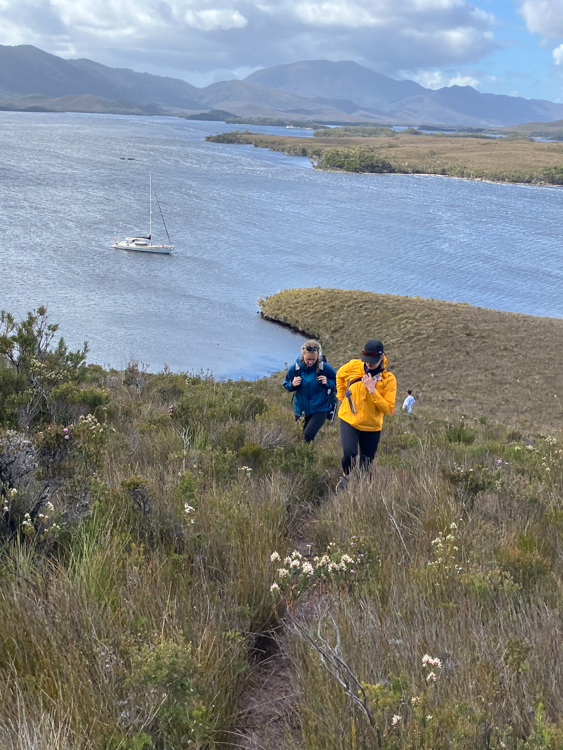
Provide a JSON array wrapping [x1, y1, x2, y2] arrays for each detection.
[[1, 112, 562, 376]]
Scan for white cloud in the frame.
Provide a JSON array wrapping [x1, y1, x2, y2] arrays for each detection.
[[0, 0, 500, 81], [183, 8, 247, 30], [449, 73, 479, 86], [554, 44, 563, 66], [518, 0, 563, 37], [292, 2, 384, 28], [407, 69, 480, 89]]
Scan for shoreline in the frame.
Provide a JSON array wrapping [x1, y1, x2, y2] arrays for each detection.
[[207, 130, 563, 186]]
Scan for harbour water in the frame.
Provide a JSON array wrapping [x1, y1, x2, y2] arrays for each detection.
[[1, 112, 562, 377]]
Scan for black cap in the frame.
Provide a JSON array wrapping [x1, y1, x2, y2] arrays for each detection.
[[361, 339, 384, 363]]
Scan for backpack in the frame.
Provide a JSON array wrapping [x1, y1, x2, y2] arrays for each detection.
[[294, 356, 337, 420]]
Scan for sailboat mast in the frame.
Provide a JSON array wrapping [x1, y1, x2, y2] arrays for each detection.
[[149, 175, 152, 241]]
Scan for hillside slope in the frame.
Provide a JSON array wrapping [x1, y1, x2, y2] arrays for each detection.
[[260, 287, 563, 429]]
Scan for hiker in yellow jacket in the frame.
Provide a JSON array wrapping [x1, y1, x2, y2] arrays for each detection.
[[336, 339, 397, 482]]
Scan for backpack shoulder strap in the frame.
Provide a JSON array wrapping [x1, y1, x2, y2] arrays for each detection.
[[347, 376, 364, 388]]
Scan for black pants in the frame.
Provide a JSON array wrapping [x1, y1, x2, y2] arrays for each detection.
[[339, 418, 381, 474], [296, 411, 328, 443]]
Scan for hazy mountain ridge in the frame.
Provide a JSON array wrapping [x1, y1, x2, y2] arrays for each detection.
[[245, 60, 563, 127], [0, 92, 165, 115], [2, 45, 563, 127]]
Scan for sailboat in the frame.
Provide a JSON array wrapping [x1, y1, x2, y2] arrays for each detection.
[[113, 176, 175, 254]]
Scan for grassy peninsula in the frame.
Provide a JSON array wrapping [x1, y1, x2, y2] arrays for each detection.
[[206, 130, 563, 184], [1, 296, 563, 750]]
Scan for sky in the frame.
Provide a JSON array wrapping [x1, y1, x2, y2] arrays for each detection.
[[2, 0, 563, 101]]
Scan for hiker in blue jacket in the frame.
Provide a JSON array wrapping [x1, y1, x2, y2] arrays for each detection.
[[283, 340, 337, 443]]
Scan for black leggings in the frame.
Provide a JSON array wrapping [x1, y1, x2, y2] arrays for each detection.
[[339, 419, 381, 474], [296, 411, 328, 443]]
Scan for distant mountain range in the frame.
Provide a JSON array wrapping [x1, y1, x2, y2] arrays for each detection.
[[2, 45, 563, 128]]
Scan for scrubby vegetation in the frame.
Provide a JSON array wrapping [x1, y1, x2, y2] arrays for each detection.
[[190, 112, 320, 128], [206, 130, 563, 184], [313, 126, 395, 138], [1, 297, 562, 749]]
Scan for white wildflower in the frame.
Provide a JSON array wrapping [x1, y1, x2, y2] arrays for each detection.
[[270, 552, 281, 562], [302, 562, 314, 576], [391, 714, 401, 726], [449, 522, 457, 530], [426, 672, 437, 682], [270, 582, 280, 592], [290, 559, 301, 569], [284, 557, 292, 566], [184, 503, 195, 514], [426, 715, 433, 720], [341, 554, 354, 564], [411, 696, 421, 706], [277, 568, 289, 579]]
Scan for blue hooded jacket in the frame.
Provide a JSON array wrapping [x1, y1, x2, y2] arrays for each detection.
[[283, 357, 337, 417]]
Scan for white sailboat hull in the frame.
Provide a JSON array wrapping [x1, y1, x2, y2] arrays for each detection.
[[113, 238, 174, 254]]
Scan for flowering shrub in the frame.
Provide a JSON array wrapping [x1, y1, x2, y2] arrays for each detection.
[[360, 655, 445, 743], [428, 523, 461, 574], [270, 539, 371, 607], [442, 464, 496, 497]]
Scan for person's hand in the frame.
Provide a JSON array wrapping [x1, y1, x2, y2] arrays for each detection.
[[317, 375, 327, 385], [292, 376, 302, 387], [362, 373, 376, 393]]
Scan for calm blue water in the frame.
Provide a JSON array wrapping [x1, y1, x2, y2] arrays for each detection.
[[1, 112, 562, 377]]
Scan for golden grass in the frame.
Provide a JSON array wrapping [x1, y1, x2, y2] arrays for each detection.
[[260, 287, 563, 429], [210, 131, 563, 183]]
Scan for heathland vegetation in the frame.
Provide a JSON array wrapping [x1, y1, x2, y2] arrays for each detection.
[[1, 293, 563, 750], [206, 130, 563, 184]]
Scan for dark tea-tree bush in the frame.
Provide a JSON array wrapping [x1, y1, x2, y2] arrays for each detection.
[[0, 306, 91, 429]]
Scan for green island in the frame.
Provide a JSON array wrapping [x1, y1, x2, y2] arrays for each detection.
[[206, 129, 563, 184], [1, 293, 563, 749]]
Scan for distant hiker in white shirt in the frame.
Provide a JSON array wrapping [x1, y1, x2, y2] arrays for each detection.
[[402, 390, 416, 413]]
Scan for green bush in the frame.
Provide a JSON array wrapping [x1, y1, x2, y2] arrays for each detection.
[[445, 424, 477, 444], [127, 639, 216, 748], [319, 146, 395, 173], [0, 307, 88, 429]]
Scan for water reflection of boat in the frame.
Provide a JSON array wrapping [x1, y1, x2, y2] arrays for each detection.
[[113, 176, 174, 254]]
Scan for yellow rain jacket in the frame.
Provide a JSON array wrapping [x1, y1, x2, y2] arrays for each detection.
[[336, 356, 397, 432]]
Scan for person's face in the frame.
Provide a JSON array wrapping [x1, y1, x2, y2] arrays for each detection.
[[303, 347, 319, 367], [366, 356, 383, 371]]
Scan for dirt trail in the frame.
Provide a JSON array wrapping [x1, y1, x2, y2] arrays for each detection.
[[231, 534, 318, 750], [231, 638, 299, 750]]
